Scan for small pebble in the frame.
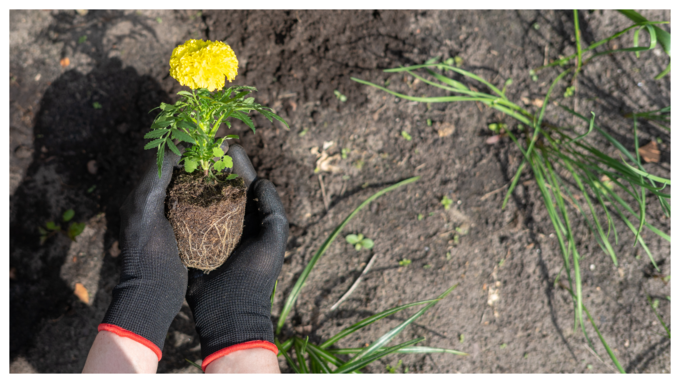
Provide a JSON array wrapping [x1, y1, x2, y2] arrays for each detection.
[[87, 160, 98, 175]]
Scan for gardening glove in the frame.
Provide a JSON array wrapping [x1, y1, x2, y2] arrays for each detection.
[[99, 145, 188, 361], [185, 143, 289, 371]]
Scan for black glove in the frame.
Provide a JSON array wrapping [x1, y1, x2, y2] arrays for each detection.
[[99, 146, 188, 361], [185, 144, 289, 371]]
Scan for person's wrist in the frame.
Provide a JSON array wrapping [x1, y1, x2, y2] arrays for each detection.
[[201, 340, 278, 371], [204, 345, 280, 373]]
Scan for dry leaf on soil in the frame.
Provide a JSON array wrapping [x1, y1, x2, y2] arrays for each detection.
[[110, 241, 121, 258], [74, 283, 89, 304], [60, 57, 70, 67], [434, 122, 455, 137], [639, 141, 660, 163]]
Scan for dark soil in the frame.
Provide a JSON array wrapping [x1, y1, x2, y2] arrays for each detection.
[[10, 10, 670, 373], [166, 169, 246, 271]]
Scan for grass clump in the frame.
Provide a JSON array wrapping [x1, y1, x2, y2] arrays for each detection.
[[272, 176, 466, 373]]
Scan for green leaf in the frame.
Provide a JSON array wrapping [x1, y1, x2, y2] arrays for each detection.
[[333, 338, 424, 373], [225, 134, 240, 139], [62, 209, 75, 222], [277, 176, 420, 335], [45, 221, 60, 231], [92, 102, 102, 109], [176, 120, 198, 132], [360, 238, 374, 250], [171, 129, 196, 144], [144, 129, 168, 139], [67, 222, 86, 241], [221, 155, 233, 169], [156, 143, 165, 178], [177, 91, 193, 97], [144, 138, 165, 150], [346, 284, 457, 364], [346, 234, 360, 244], [167, 140, 181, 156], [334, 90, 348, 102], [441, 195, 453, 210], [184, 159, 198, 173], [401, 131, 412, 141], [213, 147, 225, 158], [226, 173, 239, 180], [213, 160, 226, 172], [320, 299, 438, 349], [232, 111, 255, 133], [151, 118, 173, 130]]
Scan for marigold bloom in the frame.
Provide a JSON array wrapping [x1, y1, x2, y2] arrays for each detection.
[[169, 39, 238, 91]]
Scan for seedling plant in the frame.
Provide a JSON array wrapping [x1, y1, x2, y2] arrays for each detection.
[[39, 209, 86, 244], [345, 233, 374, 251], [144, 39, 287, 179]]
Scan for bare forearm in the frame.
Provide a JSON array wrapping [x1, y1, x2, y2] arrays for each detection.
[[82, 331, 158, 373], [205, 348, 280, 373]]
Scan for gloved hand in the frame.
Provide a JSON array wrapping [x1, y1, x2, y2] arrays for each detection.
[[99, 145, 188, 361], [185, 144, 289, 372]]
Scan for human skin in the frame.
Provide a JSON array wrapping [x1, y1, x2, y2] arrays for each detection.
[[82, 331, 280, 373]]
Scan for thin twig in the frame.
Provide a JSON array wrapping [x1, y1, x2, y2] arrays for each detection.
[[318, 174, 330, 211], [480, 183, 509, 201], [330, 252, 380, 311]]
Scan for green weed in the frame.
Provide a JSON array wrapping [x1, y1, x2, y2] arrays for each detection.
[[346, 233, 374, 251]]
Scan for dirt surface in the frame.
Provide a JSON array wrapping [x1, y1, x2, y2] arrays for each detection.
[[10, 10, 670, 373]]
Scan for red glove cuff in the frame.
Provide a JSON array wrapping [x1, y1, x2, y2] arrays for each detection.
[[98, 323, 163, 361], [202, 340, 278, 372]]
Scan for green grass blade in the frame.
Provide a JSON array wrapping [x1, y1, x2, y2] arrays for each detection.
[[346, 284, 458, 363], [573, 10, 583, 80], [502, 159, 526, 210], [384, 64, 506, 98], [619, 157, 671, 184], [583, 302, 626, 373], [333, 338, 424, 374], [320, 299, 438, 349], [646, 295, 671, 338], [275, 339, 300, 374], [184, 358, 202, 371], [294, 338, 310, 373], [536, 69, 571, 131], [633, 116, 646, 246], [328, 346, 467, 356], [654, 59, 671, 80], [307, 346, 333, 373], [277, 176, 420, 334], [277, 338, 293, 354], [567, 112, 595, 144], [307, 343, 348, 369]]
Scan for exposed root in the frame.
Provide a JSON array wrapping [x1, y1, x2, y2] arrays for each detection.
[[166, 169, 246, 271]]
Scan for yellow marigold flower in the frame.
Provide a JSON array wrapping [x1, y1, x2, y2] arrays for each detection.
[[169, 39, 238, 91]]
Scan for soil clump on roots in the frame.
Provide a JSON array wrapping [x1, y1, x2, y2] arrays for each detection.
[[166, 168, 246, 272]]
